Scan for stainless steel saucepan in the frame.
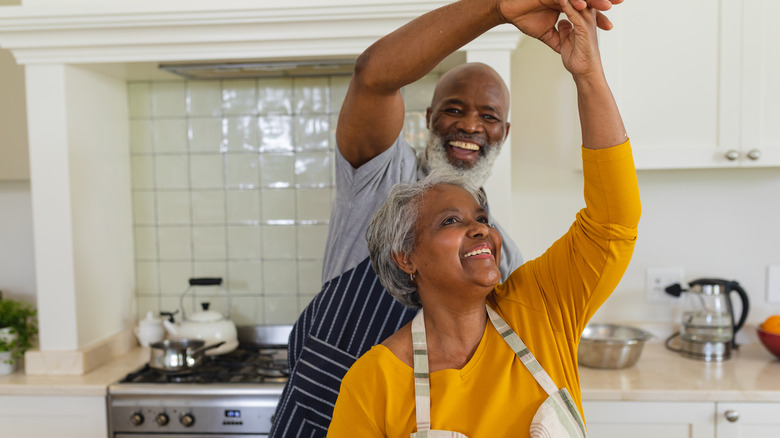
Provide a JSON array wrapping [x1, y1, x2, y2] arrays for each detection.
[[148, 339, 225, 374]]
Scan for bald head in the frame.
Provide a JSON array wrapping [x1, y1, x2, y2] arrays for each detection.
[[430, 63, 510, 120]]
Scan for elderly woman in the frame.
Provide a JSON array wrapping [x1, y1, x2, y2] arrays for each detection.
[[327, 1, 640, 437]]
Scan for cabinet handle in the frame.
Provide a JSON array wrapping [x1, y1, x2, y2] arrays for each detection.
[[724, 409, 740, 423], [747, 149, 761, 160], [725, 150, 740, 161]]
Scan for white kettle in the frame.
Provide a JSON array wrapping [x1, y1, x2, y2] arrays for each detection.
[[162, 278, 238, 355]]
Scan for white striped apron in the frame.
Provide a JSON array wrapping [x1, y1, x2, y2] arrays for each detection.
[[409, 304, 588, 438]]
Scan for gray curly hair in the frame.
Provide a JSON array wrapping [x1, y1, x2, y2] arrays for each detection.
[[366, 170, 485, 309]]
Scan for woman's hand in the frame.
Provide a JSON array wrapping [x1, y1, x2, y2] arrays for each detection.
[[557, 0, 603, 79], [499, 0, 619, 51]]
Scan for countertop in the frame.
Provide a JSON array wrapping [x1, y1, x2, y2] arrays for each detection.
[[1, 342, 778, 401]]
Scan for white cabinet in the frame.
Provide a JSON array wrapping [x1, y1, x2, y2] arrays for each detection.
[[583, 401, 780, 438], [0, 395, 107, 438], [600, 0, 780, 169]]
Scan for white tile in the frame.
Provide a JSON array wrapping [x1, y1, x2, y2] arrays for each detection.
[[189, 117, 224, 153], [155, 155, 190, 190], [152, 81, 187, 117], [191, 190, 226, 225], [158, 261, 193, 296], [188, 80, 223, 117], [227, 261, 264, 296], [157, 226, 192, 260], [295, 115, 330, 151], [329, 114, 338, 152], [262, 262, 297, 293], [262, 226, 296, 259], [131, 156, 155, 190], [192, 262, 228, 286], [264, 295, 300, 324], [136, 296, 162, 322], [294, 77, 329, 114], [224, 116, 258, 152], [129, 120, 153, 154], [156, 191, 191, 225], [189, 154, 224, 190], [192, 226, 227, 260], [261, 189, 296, 224], [222, 79, 257, 116], [224, 154, 259, 189], [298, 260, 323, 295], [329, 76, 350, 115], [295, 151, 331, 187], [134, 226, 157, 259], [296, 188, 332, 222], [297, 224, 329, 259], [229, 296, 259, 325], [226, 190, 260, 224], [404, 112, 428, 151], [128, 82, 152, 118], [132, 191, 156, 225], [135, 261, 160, 296], [227, 225, 262, 259], [258, 116, 293, 153], [403, 73, 439, 111], [259, 153, 295, 188], [298, 294, 317, 314], [257, 77, 293, 115], [153, 119, 188, 153]]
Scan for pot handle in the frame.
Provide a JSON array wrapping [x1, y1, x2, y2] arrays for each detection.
[[728, 281, 750, 348], [191, 341, 226, 355]]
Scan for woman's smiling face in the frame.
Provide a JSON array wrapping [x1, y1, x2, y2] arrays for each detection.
[[405, 183, 502, 301]]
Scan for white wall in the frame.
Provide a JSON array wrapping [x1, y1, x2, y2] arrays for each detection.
[[509, 38, 780, 329]]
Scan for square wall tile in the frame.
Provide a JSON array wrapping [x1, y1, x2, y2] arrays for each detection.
[[264, 295, 299, 324], [188, 80, 223, 117], [155, 155, 190, 190], [229, 296, 260, 325], [329, 76, 350, 115], [130, 120, 153, 154], [262, 261, 297, 294], [222, 79, 257, 116], [225, 190, 260, 225], [262, 226, 296, 259], [224, 116, 258, 152], [192, 226, 227, 260], [135, 261, 159, 296], [133, 191, 156, 225], [294, 77, 329, 115], [156, 191, 191, 225], [257, 77, 293, 115], [134, 226, 157, 260], [227, 261, 264, 296], [189, 117, 224, 153], [298, 294, 317, 314], [136, 296, 161, 322], [158, 226, 192, 260], [261, 189, 296, 224], [128, 82, 151, 118], [152, 82, 187, 117], [258, 116, 293, 153], [189, 154, 224, 190], [297, 224, 329, 259], [295, 116, 330, 151], [295, 152, 331, 187], [404, 73, 439, 111], [192, 261, 227, 279], [131, 156, 155, 190], [298, 260, 323, 295], [158, 261, 193, 296], [191, 190, 226, 225], [259, 153, 294, 188], [227, 225, 262, 260], [224, 154, 259, 189], [154, 119, 189, 153], [404, 112, 428, 151], [296, 188, 332, 222]]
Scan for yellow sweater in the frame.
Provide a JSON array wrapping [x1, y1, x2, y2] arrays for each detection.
[[328, 141, 641, 437]]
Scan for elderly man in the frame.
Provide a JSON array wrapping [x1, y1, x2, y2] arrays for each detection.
[[270, 0, 621, 435]]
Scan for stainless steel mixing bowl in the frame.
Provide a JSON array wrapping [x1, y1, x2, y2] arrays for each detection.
[[578, 323, 653, 369]]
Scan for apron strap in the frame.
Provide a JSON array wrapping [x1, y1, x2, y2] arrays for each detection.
[[411, 309, 432, 431], [485, 304, 559, 396]]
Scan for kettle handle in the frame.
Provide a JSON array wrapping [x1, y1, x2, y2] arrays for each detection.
[[728, 281, 750, 347], [180, 277, 231, 320]]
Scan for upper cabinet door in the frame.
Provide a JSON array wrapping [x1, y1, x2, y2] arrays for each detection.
[[600, 1, 778, 169]]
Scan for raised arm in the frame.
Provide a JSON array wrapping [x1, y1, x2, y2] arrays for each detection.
[[336, 0, 623, 168]]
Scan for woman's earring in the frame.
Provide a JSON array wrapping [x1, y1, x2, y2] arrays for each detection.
[[410, 271, 416, 282]]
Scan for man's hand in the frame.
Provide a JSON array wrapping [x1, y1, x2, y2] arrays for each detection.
[[499, 0, 621, 52]]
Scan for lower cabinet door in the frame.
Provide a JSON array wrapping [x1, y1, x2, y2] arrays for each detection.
[[0, 395, 107, 438], [583, 401, 715, 438], [716, 402, 780, 438]]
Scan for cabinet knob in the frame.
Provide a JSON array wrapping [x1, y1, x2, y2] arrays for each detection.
[[747, 149, 761, 160], [725, 150, 740, 161], [724, 409, 740, 423]]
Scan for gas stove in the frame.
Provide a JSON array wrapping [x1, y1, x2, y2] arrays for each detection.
[[108, 325, 291, 437]]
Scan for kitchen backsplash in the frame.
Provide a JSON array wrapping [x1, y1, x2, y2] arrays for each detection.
[[128, 73, 437, 325]]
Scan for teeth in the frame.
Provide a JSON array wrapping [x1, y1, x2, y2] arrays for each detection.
[[450, 141, 480, 151], [464, 248, 492, 258]]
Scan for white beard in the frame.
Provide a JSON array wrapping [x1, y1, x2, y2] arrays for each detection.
[[421, 131, 503, 189]]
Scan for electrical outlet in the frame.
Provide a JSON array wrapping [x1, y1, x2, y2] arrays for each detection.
[[646, 267, 684, 302], [768, 265, 780, 303]]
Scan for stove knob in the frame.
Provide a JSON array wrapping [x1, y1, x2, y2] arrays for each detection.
[[155, 412, 170, 426], [180, 413, 195, 427], [130, 412, 144, 426]]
